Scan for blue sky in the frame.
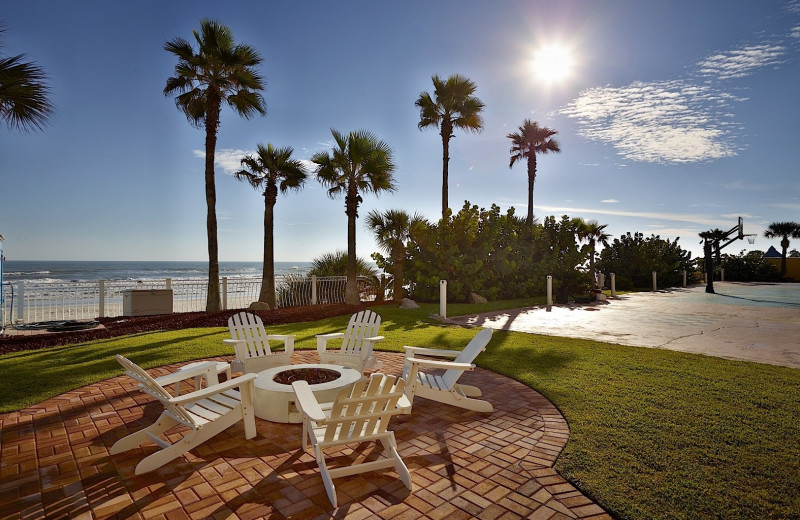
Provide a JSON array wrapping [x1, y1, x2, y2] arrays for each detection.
[[2, 0, 799, 262]]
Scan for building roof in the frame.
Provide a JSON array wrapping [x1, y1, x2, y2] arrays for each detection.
[[763, 245, 782, 258]]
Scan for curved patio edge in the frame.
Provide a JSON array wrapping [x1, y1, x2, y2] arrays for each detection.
[[0, 351, 612, 520]]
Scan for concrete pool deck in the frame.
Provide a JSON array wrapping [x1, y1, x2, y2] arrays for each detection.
[[447, 282, 800, 369]]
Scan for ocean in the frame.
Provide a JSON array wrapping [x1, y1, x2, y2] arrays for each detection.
[[2, 260, 313, 285]]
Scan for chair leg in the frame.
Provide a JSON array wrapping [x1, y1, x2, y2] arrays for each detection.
[[456, 383, 483, 397], [110, 412, 178, 455], [316, 448, 338, 508], [380, 435, 412, 491]]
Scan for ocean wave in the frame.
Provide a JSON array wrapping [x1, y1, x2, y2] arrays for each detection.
[[5, 270, 52, 276]]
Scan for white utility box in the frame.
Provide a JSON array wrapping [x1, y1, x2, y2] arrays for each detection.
[[122, 289, 173, 316]]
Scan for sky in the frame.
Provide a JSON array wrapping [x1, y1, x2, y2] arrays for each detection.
[[1, 0, 799, 263]]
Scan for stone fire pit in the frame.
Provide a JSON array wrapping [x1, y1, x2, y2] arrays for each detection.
[[253, 363, 362, 423]]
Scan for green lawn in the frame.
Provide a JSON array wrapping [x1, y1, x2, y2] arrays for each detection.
[[1, 300, 798, 520]]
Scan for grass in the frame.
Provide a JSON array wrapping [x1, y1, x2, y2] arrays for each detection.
[[1, 299, 799, 520]]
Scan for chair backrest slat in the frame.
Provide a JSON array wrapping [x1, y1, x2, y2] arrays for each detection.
[[340, 310, 381, 357], [115, 355, 198, 428], [323, 374, 404, 443], [441, 328, 493, 389], [229, 311, 272, 359]]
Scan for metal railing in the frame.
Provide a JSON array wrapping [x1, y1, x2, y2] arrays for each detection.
[[2, 275, 384, 324]]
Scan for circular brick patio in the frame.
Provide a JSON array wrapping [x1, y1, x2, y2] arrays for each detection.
[[0, 352, 611, 519]]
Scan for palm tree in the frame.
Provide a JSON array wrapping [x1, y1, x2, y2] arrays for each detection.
[[577, 219, 610, 284], [507, 119, 561, 225], [764, 221, 800, 277], [0, 26, 53, 132], [164, 19, 267, 311], [313, 129, 396, 305], [365, 209, 422, 301], [415, 74, 484, 220], [235, 144, 307, 308]]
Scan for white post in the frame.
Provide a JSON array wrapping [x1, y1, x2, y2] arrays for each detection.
[[312, 275, 318, 305], [16, 282, 24, 323], [546, 275, 553, 311], [610, 273, 616, 298], [222, 277, 228, 310], [652, 271, 657, 292], [99, 280, 105, 318], [682, 270, 687, 287], [721, 269, 725, 282], [598, 273, 605, 288], [439, 280, 447, 319]]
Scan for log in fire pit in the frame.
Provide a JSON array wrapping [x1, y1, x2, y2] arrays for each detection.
[[273, 367, 341, 385]]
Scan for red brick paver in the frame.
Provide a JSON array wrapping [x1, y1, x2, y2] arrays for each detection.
[[0, 352, 611, 519]]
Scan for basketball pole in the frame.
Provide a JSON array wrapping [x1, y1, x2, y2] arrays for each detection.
[[703, 217, 754, 294]]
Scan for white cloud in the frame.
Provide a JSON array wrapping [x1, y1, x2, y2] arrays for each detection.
[[561, 81, 741, 164], [601, 199, 619, 203], [792, 25, 800, 38], [192, 148, 253, 175], [537, 204, 732, 228], [770, 202, 800, 210], [696, 44, 785, 80]]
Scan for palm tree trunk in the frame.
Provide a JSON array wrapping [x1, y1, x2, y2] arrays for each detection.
[[259, 190, 277, 308], [526, 154, 536, 225], [392, 244, 404, 302], [781, 237, 789, 276], [589, 240, 596, 284], [204, 98, 222, 312], [441, 131, 450, 221], [345, 190, 360, 305]]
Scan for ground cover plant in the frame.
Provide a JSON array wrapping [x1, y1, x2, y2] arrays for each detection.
[[1, 302, 798, 520]]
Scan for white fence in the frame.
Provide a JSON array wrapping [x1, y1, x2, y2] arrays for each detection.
[[1, 275, 383, 324]]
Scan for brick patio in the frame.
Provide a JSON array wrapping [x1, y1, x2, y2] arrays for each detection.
[[0, 351, 611, 519]]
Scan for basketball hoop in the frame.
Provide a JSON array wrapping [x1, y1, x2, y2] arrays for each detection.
[[747, 236, 756, 244]]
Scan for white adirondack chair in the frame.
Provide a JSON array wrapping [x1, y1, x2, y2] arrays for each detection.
[[225, 311, 295, 373], [316, 310, 383, 373], [110, 355, 258, 475], [292, 373, 412, 508], [402, 327, 494, 413]]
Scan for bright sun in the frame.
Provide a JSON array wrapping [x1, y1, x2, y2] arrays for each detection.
[[532, 45, 574, 84]]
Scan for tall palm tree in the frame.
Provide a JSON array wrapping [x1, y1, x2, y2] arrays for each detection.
[[365, 209, 422, 301], [313, 129, 396, 305], [415, 74, 484, 221], [764, 221, 800, 277], [0, 27, 53, 132], [507, 119, 561, 225], [235, 144, 307, 308], [164, 19, 267, 311], [577, 219, 610, 284]]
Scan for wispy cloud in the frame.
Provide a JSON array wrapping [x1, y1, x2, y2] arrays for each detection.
[[537, 204, 731, 228], [697, 44, 786, 80], [601, 199, 619, 203], [193, 149, 253, 175], [561, 13, 799, 166], [770, 202, 800, 210], [561, 81, 741, 164]]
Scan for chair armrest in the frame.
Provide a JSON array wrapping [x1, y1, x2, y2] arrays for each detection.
[[153, 362, 218, 386], [291, 381, 327, 422], [169, 373, 257, 406], [405, 357, 475, 371], [223, 338, 248, 361], [317, 332, 345, 353], [267, 334, 295, 355], [403, 346, 461, 359]]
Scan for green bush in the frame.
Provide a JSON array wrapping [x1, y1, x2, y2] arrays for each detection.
[[596, 232, 694, 289], [404, 202, 591, 302]]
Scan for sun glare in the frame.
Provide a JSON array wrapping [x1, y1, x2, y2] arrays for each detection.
[[532, 44, 574, 84]]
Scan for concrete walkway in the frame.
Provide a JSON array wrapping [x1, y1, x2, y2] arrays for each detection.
[[448, 282, 800, 369]]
